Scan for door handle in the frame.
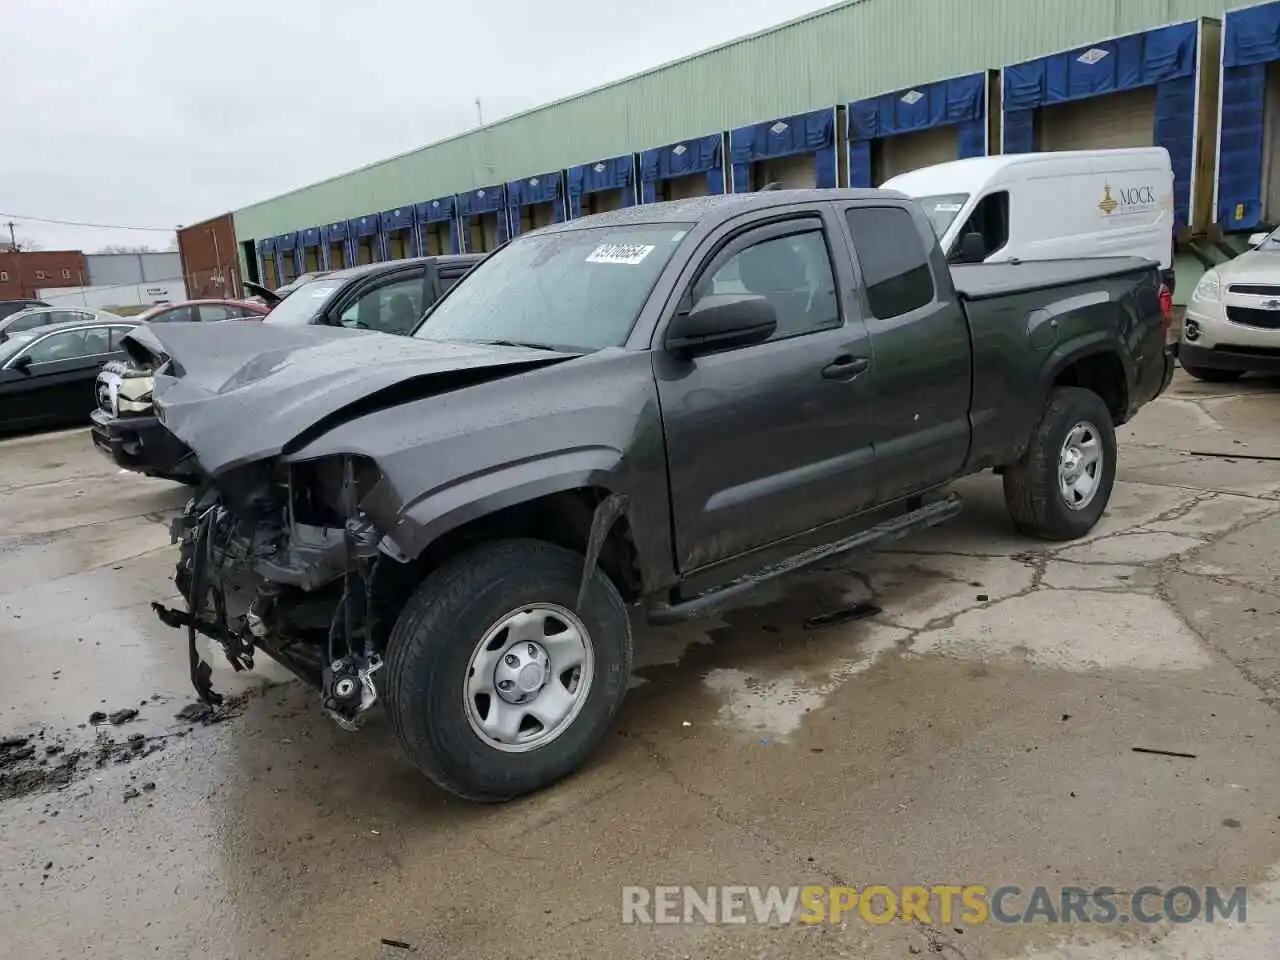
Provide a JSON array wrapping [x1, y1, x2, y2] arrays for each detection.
[[821, 355, 869, 380]]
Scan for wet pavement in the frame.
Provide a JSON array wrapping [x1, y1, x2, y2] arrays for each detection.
[[3, 372, 1280, 959]]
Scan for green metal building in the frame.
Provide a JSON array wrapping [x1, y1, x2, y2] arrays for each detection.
[[227, 0, 1277, 287]]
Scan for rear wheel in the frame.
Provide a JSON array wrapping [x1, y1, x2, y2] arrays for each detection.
[[1181, 364, 1244, 383], [1003, 386, 1117, 541], [384, 538, 632, 802]]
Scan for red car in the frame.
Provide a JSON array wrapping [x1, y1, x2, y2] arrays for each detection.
[[134, 299, 269, 323]]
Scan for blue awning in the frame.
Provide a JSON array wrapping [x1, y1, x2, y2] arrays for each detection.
[[639, 133, 725, 203], [507, 172, 563, 208], [323, 221, 348, 243], [1219, 2, 1280, 230], [566, 155, 635, 217], [276, 232, 297, 249], [457, 185, 507, 217], [1002, 21, 1198, 229], [415, 196, 456, 224], [380, 206, 414, 232], [730, 109, 836, 192], [350, 215, 379, 239], [301, 227, 322, 247], [258, 238, 275, 255]]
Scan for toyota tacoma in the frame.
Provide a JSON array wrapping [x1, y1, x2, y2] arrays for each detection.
[[127, 191, 1174, 802]]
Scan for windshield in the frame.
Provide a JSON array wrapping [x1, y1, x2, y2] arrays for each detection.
[[0, 331, 39, 366], [262, 278, 344, 325], [915, 194, 970, 238], [413, 224, 691, 351]]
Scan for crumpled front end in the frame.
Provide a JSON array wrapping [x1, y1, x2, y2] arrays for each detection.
[[155, 451, 418, 730]]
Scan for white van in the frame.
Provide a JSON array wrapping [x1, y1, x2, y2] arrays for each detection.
[[881, 147, 1175, 285]]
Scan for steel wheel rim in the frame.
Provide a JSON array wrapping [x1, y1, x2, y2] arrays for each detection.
[[1058, 420, 1103, 511], [463, 602, 595, 753]]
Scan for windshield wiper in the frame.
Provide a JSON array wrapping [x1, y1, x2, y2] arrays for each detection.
[[475, 338, 559, 351]]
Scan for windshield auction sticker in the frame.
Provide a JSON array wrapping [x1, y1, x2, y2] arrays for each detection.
[[586, 243, 656, 265]]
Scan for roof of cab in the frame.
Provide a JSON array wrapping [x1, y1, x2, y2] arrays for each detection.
[[536, 189, 903, 233]]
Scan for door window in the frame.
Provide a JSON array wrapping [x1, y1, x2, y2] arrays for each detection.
[[149, 305, 195, 323], [6, 312, 53, 333], [21, 328, 111, 364], [693, 228, 840, 341], [337, 276, 424, 335], [109, 325, 137, 349], [198, 304, 235, 322], [951, 191, 1009, 262], [844, 207, 936, 319]]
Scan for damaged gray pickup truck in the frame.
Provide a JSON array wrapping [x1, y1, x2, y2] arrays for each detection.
[[130, 190, 1174, 802]]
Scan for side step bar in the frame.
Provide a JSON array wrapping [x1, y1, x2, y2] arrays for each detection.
[[647, 492, 962, 625]]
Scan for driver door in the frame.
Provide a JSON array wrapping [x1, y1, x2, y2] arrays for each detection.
[[653, 209, 879, 572], [329, 271, 428, 335]]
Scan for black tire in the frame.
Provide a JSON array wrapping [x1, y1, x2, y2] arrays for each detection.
[[383, 538, 632, 802], [1181, 365, 1244, 383], [1002, 386, 1118, 541]]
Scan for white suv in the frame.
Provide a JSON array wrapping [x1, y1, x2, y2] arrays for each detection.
[[1181, 228, 1280, 382]]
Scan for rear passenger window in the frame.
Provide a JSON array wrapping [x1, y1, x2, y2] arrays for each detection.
[[845, 207, 935, 319]]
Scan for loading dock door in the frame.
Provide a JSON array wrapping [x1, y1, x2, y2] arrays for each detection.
[[481, 213, 502, 251], [663, 173, 708, 201], [756, 153, 815, 189], [1264, 63, 1280, 223], [386, 233, 408, 260], [357, 239, 374, 265], [328, 243, 347, 270], [305, 249, 320, 272], [261, 255, 276, 288], [586, 191, 625, 215], [874, 126, 961, 184], [421, 224, 447, 256], [530, 202, 558, 230], [1038, 86, 1157, 151]]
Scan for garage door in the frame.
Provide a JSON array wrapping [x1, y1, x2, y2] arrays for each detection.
[[1038, 86, 1157, 152], [481, 213, 502, 251], [1263, 63, 1280, 223], [665, 173, 708, 201], [875, 125, 960, 184], [758, 152, 816, 189], [586, 190, 625, 215], [530, 202, 558, 230]]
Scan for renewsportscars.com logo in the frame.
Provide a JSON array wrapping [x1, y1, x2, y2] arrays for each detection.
[[621, 885, 1247, 926]]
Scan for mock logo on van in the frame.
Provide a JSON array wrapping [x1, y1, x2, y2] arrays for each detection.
[[901, 90, 924, 105], [1078, 47, 1109, 65], [1098, 183, 1118, 215], [1099, 182, 1157, 215], [770, 121, 789, 134]]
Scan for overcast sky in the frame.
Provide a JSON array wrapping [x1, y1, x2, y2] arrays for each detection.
[[3, 0, 836, 254]]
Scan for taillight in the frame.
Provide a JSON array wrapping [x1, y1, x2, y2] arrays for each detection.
[[1159, 284, 1173, 334]]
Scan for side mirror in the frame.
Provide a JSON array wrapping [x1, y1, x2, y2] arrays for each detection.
[[11, 355, 32, 374], [957, 231, 987, 263], [1247, 232, 1269, 248], [665, 294, 777, 359]]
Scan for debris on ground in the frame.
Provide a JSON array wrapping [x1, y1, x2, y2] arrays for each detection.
[[0, 732, 82, 802], [87, 711, 107, 725], [1132, 746, 1198, 759], [107, 708, 139, 725], [123, 786, 140, 802], [380, 938, 412, 951], [803, 602, 881, 630]]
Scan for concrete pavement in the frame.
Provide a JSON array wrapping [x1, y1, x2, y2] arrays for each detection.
[[2, 372, 1280, 959]]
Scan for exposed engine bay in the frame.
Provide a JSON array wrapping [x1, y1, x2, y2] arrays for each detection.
[[153, 453, 418, 731]]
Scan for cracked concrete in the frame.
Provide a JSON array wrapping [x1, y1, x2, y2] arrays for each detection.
[[3, 369, 1280, 960]]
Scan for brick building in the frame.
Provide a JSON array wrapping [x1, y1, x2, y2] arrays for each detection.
[[0, 249, 88, 300]]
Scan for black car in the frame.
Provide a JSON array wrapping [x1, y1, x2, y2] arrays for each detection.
[[90, 254, 484, 481], [0, 316, 140, 433]]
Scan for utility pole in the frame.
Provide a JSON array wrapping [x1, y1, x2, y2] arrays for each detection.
[[5, 221, 16, 252], [475, 98, 483, 127]]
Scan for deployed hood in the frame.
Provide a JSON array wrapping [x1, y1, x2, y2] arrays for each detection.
[[125, 322, 577, 476], [1219, 246, 1280, 284]]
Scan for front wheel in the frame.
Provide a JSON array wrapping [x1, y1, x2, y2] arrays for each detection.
[[384, 538, 633, 802], [1002, 386, 1118, 541], [1181, 364, 1244, 383]]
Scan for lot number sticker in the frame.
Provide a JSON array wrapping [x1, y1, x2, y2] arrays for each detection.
[[586, 243, 655, 265]]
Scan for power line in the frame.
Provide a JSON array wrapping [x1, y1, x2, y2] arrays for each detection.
[[0, 212, 176, 232]]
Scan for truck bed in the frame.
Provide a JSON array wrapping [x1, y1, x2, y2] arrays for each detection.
[[951, 256, 1159, 300]]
